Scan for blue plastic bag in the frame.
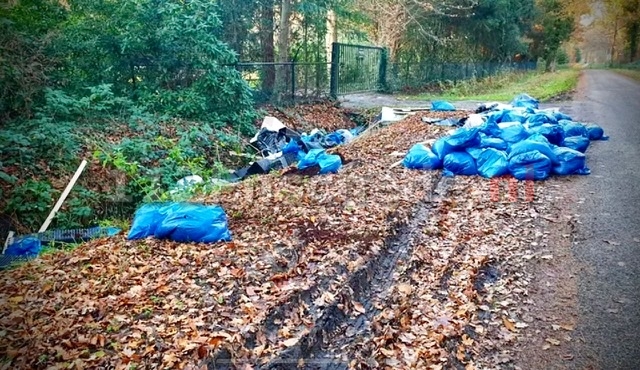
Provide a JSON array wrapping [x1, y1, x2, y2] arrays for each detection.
[[431, 100, 456, 111], [445, 127, 481, 149], [559, 120, 588, 137], [298, 149, 342, 174], [509, 139, 558, 164], [527, 133, 551, 145], [443, 152, 477, 176], [501, 110, 528, 123], [432, 137, 454, 160], [476, 148, 509, 178], [528, 123, 565, 145], [585, 124, 606, 140], [5, 237, 41, 257], [317, 153, 342, 174], [526, 113, 558, 127], [508, 151, 552, 180], [128, 203, 171, 240], [511, 93, 539, 109], [403, 144, 442, 170], [552, 147, 590, 175], [562, 136, 590, 153], [480, 121, 502, 137], [554, 112, 573, 121], [282, 140, 301, 155], [499, 122, 529, 143], [465, 147, 485, 160], [154, 203, 232, 243], [479, 135, 508, 150]]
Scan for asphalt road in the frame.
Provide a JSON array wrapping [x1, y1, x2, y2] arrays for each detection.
[[567, 70, 640, 369]]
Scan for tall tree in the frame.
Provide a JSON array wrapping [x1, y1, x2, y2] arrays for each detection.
[[529, 0, 574, 71]]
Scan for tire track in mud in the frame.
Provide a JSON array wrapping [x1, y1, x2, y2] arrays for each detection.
[[255, 176, 452, 370]]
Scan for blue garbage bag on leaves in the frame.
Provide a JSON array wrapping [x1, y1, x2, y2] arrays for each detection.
[[585, 124, 606, 140], [477, 148, 509, 178], [5, 237, 41, 257], [508, 151, 552, 180], [432, 137, 454, 160], [498, 122, 529, 143], [465, 147, 485, 160], [479, 134, 509, 150], [431, 100, 456, 111], [443, 152, 477, 176], [511, 93, 539, 109], [559, 120, 588, 138], [528, 123, 565, 145], [445, 127, 481, 149], [509, 139, 558, 164], [128, 203, 172, 240], [526, 113, 558, 127], [317, 153, 342, 174], [562, 136, 590, 153], [552, 147, 590, 175], [298, 149, 342, 174], [402, 144, 442, 170], [154, 203, 232, 243]]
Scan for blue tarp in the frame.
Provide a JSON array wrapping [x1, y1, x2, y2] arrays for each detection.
[[5, 237, 41, 257], [128, 203, 232, 243], [431, 101, 456, 111]]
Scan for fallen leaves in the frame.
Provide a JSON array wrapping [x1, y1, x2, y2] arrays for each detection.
[[0, 111, 574, 369]]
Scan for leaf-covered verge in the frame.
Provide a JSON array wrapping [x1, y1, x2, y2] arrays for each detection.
[[0, 113, 574, 369]]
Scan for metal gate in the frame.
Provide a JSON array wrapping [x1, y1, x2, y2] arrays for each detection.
[[330, 43, 387, 98]]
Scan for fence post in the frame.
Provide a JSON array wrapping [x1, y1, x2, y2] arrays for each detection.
[[291, 61, 296, 103], [378, 47, 388, 92], [330, 42, 340, 99]]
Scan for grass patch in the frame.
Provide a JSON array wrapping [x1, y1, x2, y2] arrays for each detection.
[[406, 69, 581, 102], [613, 69, 640, 82]]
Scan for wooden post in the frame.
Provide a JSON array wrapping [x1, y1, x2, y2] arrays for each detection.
[[38, 160, 88, 233]]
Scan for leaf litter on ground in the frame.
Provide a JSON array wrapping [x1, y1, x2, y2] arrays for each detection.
[[0, 111, 567, 369]]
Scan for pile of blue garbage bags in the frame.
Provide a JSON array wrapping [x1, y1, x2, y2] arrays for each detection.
[[403, 94, 608, 180], [232, 117, 363, 180]]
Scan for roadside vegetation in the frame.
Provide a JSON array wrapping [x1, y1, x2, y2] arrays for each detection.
[[407, 68, 581, 102], [613, 69, 640, 82]]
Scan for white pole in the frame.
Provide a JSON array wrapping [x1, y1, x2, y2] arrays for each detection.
[[38, 159, 88, 233]]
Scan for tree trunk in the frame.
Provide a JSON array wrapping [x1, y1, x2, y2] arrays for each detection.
[[275, 0, 291, 101], [610, 18, 618, 66], [260, 0, 275, 96]]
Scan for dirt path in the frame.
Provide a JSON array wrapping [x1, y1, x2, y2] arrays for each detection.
[[514, 70, 640, 369]]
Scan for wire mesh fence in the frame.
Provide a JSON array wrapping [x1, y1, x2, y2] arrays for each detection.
[[387, 61, 538, 92], [234, 62, 332, 105], [233, 43, 539, 105]]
